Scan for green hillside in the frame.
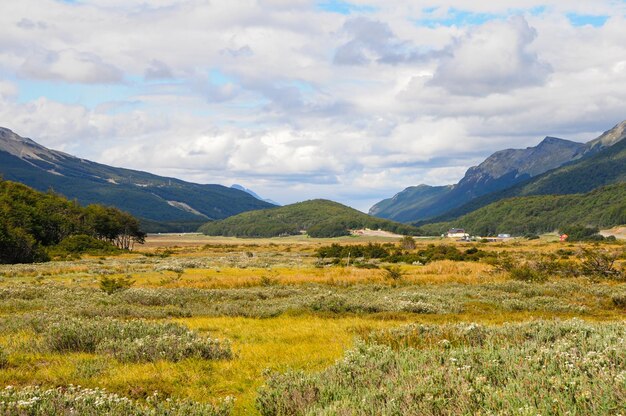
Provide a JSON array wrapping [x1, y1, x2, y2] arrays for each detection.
[[199, 199, 422, 238], [369, 184, 453, 223], [0, 179, 145, 264], [426, 137, 626, 225], [0, 128, 274, 232], [420, 183, 626, 236]]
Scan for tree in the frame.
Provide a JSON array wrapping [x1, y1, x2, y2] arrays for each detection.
[[84, 205, 146, 250]]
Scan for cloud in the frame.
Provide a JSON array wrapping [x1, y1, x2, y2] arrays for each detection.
[[333, 17, 428, 65], [430, 16, 552, 95], [0, 0, 625, 210], [0, 80, 18, 99], [20, 49, 124, 84], [144, 59, 174, 80]]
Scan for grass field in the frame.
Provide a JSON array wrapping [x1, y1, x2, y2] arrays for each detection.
[[0, 234, 625, 415]]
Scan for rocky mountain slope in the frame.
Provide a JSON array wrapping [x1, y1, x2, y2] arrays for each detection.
[[371, 121, 626, 223], [0, 128, 274, 232]]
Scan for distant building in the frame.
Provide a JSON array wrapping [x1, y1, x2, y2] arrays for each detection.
[[446, 228, 469, 239], [497, 233, 511, 238]]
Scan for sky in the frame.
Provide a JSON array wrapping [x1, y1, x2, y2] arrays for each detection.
[[1, 0, 626, 211]]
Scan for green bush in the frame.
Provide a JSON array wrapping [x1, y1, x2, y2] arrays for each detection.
[[51, 235, 119, 257], [100, 275, 135, 295]]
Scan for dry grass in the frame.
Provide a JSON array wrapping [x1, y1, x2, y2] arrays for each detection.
[[0, 234, 624, 415]]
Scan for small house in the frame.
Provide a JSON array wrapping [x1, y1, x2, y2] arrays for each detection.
[[446, 228, 469, 239]]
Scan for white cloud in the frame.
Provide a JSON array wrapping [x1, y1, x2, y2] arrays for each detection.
[[20, 49, 124, 84], [430, 16, 551, 95], [0, 0, 625, 210]]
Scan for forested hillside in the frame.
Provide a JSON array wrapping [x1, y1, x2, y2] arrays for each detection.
[[199, 199, 422, 238], [420, 183, 626, 236], [0, 179, 145, 264]]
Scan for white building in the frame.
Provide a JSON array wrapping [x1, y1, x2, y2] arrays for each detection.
[[446, 228, 469, 239]]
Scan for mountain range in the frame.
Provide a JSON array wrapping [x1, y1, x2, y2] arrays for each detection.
[[0, 127, 274, 232], [371, 121, 626, 224]]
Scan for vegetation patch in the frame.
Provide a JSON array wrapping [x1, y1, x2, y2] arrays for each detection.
[[37, 316, 232, 362], [0, 385, 232, 415], [199, 199, 422, 238], [257, 320, 626, 416]]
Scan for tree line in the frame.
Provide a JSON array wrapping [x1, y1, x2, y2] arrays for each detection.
[[0, 179, 145, 264]]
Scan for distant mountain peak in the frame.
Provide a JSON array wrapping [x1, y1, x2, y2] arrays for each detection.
[[230, 184, 280, 206], [587, 120, 626, 149]]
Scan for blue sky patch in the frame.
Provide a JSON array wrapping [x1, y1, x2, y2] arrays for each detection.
[[417, 7, 500, 27], [316, 0, 376, 15], [16, 78, 135, 109], [566, 13, 609, 27]]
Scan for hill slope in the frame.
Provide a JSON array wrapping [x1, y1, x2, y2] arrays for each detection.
[[370, 135, 589, 223], [0, 128, 274, 232], [199, 199, 422, 238], [427, 124, 626, 224], [420, 183, 626, 236]]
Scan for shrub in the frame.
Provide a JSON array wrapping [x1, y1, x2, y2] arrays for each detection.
[[96, 334, 232, 362], [579, 247, 624, 280], [0, 385, 233, 416], [0, 347, 7, 369], [41, 317, 232, 362], [508, 265, 547, 282], [399, 236, 416, 250], [560, 226, 605, 242], [51, 235, 119, 256], [382, 265, 404, 281], [100, 275, 135, 295], [612, 293, 626, 308]]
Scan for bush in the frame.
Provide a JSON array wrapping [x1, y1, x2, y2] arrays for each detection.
[[509, 266, 548, 283], [0, 385, 233, 416], [560, 226, 605, 242], [41, 317, 232, 362], [100, 275, 135, 295], [0, 347, 7, 369], [382, 265, 404, 281], [579, 247, 624, 280], [612, 293, 626, 308], [50, 235, 119, 258], [399, 236, 416, 250]]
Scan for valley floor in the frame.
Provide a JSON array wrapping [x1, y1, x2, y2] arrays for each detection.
[[0, 234, 624, 415]]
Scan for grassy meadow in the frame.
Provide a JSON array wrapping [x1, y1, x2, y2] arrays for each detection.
[[0, 234, 625, 415]]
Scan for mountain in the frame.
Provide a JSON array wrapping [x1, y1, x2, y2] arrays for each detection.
[[369, 184, 453, 223], [0, 128, 275, 232], [198, 199, 422, 238], [370, 135, 589, 222], [426, 121, 626, 224], [419, 183, 626, 236], [230, 184, 280, 206], [370, 121, 626, 223]]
